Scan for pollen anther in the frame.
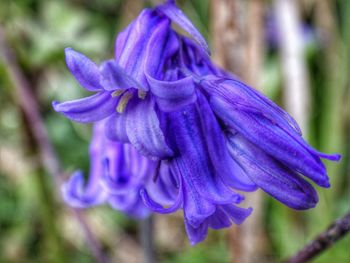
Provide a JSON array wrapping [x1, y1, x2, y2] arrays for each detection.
[[112, 89, 125, 98], [116, 91, 133, 113]]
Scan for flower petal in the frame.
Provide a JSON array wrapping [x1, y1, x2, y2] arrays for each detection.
[[61, 171, 107, 208], [125, 98, 174, 160], [227, 132, 319, 210], [210, 96, 330, 187], [185, 219, 209, 246], [196, 93, 257, 191], [144, 16, 179, 79], [116, 9, 171, 87], [104, 113, 129, 143], [208, 208, 232, 230], [101, 142, 155, 194], [52, 92, 117, 123], [146, 75, 197, 112], [140, 186, 183, 214], [203, 77, 302, 135], [100, 60, 145, 91], [221, 204, 253, 224], [157, 2, 210, 55], [144, 161, 180, 205], [203, 78, 341, 163], [65, 48, 103, 91], [164, 96, 246, 203]]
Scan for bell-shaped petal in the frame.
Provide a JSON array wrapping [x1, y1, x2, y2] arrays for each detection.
[[227, 132, 319, 210], [53, 92, 117, 123], [163, 94, 250, 203], [65, 48, 103, 92]]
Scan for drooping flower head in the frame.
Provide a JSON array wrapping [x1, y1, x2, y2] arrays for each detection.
[[54, 0, 340, 245]]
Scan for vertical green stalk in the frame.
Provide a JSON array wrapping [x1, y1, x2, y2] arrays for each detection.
[[34, 168, 67, 263], [314, 0, 347, 228], [308, 1, 349, 261]]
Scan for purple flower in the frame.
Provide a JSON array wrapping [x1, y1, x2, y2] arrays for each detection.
[[54, 0, 340, 244], [265, 12, 315, 49], [62, 120, 160, 219]]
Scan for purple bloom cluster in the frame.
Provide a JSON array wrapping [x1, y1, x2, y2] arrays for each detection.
[[54, 1, 340, 245]]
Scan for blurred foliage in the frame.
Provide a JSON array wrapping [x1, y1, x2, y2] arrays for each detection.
[[0, 0, 349, 263]]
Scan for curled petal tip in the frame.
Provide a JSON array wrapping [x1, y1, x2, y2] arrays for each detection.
[[322, 180, 331, 188], [326, 153, 341, 162], [52, 100, 59, 110], [140, 187, 182, 214], [313, 176, 331, 188], [64, 47, 73, 53], [334, 154, 342, 161], [158, 2, 210, 55], [61, 171, 106, 208]]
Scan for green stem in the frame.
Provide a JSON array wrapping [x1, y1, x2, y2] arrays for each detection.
[[34, 168, 67, 263]]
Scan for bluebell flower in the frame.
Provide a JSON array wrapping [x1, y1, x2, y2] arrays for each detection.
[[54, 0, 340, 244], [62, 120, 161, 219]]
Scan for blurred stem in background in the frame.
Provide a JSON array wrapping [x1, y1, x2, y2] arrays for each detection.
[[285, 211, 350, 263], [274, 0, 310, 134], [314, 0, 347, 209], [0, 26, 111, 263], [34, 168, 67, 263], [272, 0, 312, 258], [140, 216, 155, 263], [211, 0, 265, 262]]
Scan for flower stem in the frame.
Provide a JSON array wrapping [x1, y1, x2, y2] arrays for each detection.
[[139, 215, 156, 263], [285, 211, 350, 263]]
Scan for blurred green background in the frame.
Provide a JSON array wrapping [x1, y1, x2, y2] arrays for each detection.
[[0, 0, 349, 262]]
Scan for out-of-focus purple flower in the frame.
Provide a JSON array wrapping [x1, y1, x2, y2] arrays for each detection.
[[62, 120, 159, 219], [54, 0, 340, 245], [265, 12, 315, 49]]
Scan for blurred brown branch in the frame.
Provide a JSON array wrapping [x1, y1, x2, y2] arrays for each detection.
[[211, 0, 245, 78], [0, 26, 111, 263], [211, 1, 266, 263], [285, 211, 350, 263]]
